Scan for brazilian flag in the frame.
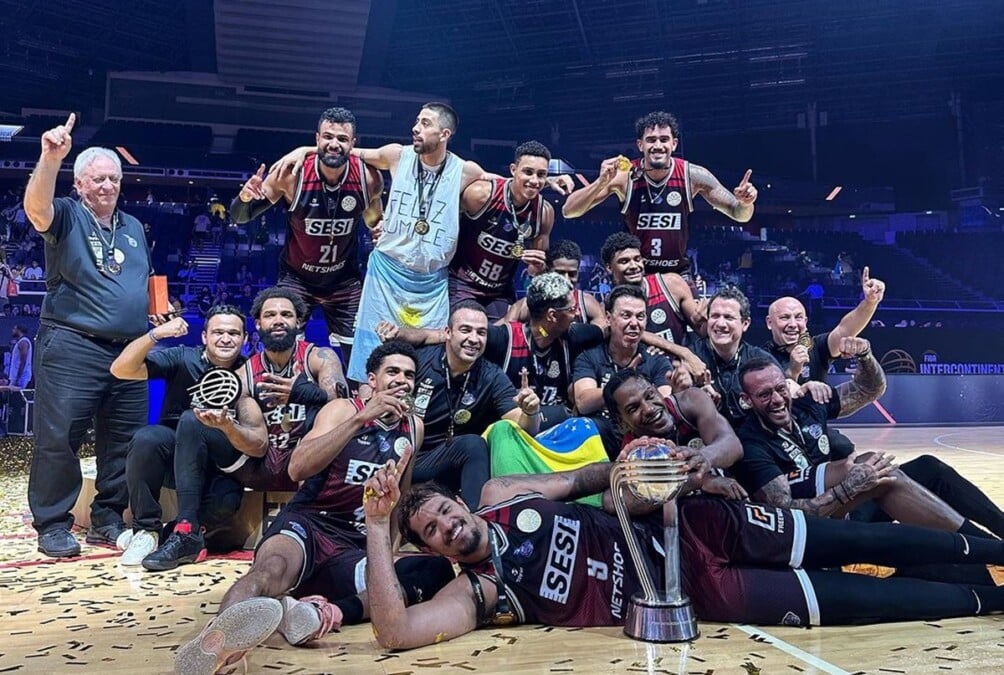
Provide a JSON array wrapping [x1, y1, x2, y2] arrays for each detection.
[[485, 418, 609, 507]]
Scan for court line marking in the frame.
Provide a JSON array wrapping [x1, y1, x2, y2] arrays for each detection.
[[734, 624, 851, 675], [934, 432, 1003, 458]]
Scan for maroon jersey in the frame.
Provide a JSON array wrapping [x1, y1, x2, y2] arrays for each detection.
[[245, 340, 317, 489], [464, 495, 662, 626], [643, 273, 687, 345], [289, 399, 417, 539], [284, 153, 371, 290], [621, 157, 693, 275], [450, 177, 545, 298], [571, 289, 589, 325], [497, 322, 573, 407]]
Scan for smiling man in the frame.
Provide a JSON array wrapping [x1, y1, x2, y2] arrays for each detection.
[[231, 107, 384, 367], [449, 141, 556, 321], [688, 286, 775, 428], [24, 114, 152, 558], [142, 287, 347, 572], [410, 301, 541, 507], [111, 305, 248, 565], [572, 284, 676, 455], [173, 341, 455, 675], [563, 111, 757, 276]]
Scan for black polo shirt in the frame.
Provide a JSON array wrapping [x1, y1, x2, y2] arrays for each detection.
[[485, 322, 605, 407], [764, 331, 833, 383], [145, 345, 245, 428], [572, 343, 672, 421], [732, 393, 842, 495], [39, 198, 151, 340], [413, 344, 519, 449], [689, 339, 776, 429]]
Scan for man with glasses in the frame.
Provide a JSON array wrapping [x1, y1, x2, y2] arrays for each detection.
[[23, 113, 152, 558]]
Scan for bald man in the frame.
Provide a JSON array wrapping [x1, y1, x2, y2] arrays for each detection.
[[764, 267, 885, 384]]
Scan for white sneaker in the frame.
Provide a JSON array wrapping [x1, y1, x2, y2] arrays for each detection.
[[116, 529, 135, 551], [121, 530, 159, 566], [277, 595, 342, 646]]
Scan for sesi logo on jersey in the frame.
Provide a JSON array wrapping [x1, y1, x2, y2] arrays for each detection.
[[345, 459, 384, 485], [539, 515, 580, 604], [304, 218, 355, 237], [636, 213, 682, 231], [476, 231, 519, 257]]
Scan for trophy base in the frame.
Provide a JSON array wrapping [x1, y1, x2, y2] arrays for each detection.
[[623, 593, 699, 643]]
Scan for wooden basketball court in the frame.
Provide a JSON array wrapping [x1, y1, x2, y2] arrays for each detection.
[[2, 426, 1003, 673]]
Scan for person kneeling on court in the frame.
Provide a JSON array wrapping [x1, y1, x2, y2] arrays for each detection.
[[357, 447, 1004, 650], [173, 341, 454, 675]]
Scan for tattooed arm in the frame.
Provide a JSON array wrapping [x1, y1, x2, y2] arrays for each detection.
[[753, 453, 896, 516], [480, 461, 613, 506], [310, 346, 349, 399], [689, 163, 755, 223], [834, 338, 886, 418]]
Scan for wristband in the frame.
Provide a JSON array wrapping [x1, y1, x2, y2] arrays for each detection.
[[148, 330, 160, 344]]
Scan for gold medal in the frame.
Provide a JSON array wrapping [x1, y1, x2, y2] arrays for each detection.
[[280, 410, 293, 433], [616, 155, 632, 172], [796, 332, 814, 350], [400, 394, 415, 413], [511, 241, 525, 258], [453, 408, 472, 425], [414, 219, 430, 235]]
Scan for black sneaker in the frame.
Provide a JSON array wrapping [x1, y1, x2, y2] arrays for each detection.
[[38, 528, 81, 558], [85, 521, 129, 547], [141, 530, 207, 571]]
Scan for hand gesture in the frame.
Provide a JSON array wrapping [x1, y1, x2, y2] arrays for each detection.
[[546, 175, 575, 196], [193, 407, 236, 430], [258, 373, 296, 407], [793, 380, 832, 404], [41, 113, 76, 161], [363, 443, 414, 523], [360, 383, 411, 423], [239, 164, 267, 202], [733, 169, 757, 206], [521, 248, 547, 277], [861, 266, 886, 305], [374, 321, 399, 343], [149, 316, 189, 340], [838, 336, 871, 360], [843, 452, 897, 497], [514, 367, 541, 416]]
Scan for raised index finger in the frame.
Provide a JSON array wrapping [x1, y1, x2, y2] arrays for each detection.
[[64, 112, 77, 133], [255, 163, 266, 178], [862, 266, 870, 284], [739, 169, 752, 186], [520, 367, 529, 389]]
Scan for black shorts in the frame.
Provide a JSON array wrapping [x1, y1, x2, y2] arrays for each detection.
[[448, 276, 513, 323], [677, 496, 817, 626], [787, 463, 828, 500], [258, 504, 367, 599], [277, 272, 362, 345]]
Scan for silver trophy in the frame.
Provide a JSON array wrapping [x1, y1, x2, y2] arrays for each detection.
[[610, 442, 699, 643], [187, 368, 242, 410]]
